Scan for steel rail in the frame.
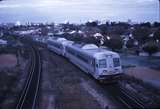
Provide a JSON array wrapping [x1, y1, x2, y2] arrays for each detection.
[[106, 84, 146, 109], [118, 86, 145, 109], [16, 46, 41, 109], [32, 47, 41, 109]]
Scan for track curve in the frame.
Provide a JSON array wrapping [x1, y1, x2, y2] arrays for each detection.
[[16, 46, 41, 109]]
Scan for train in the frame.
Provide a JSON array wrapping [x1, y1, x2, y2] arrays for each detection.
[[47, 37, 123, 81], [47, 37, 74, 56]]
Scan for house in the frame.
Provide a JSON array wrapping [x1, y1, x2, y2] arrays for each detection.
[[93, 33, 105, 45]]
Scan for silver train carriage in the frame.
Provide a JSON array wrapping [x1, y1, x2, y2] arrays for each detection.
[[65, 43, 123, 81], [47, 37, 74, 56], [47, 37, 123, 81]]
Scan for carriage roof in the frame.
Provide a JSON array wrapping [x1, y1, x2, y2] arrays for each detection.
[[69, 43, 119, 58], [61, 40, 74, 45]]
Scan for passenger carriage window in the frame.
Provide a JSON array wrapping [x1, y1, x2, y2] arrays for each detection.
[[99, 59, 106, 68], [67, 48, 75, 55], [76, 53, 88, 63], [91, 59, 95, 67], [91, 60, 94, 66], [96, 64, 98, 68], [113, 58, 120, 67]]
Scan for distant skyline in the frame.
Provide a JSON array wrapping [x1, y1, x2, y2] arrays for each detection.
[[0, 0, 159, 24]]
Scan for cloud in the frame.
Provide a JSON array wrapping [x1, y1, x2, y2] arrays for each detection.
[[0, 0, 157, 8], [0, 0, 158, 23]]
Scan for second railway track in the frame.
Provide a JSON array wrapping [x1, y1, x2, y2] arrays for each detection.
[[16, 46, 41, 109], [102, 83, 146, 109]]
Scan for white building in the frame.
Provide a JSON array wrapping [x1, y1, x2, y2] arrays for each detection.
[[93, 33, 105, 45]]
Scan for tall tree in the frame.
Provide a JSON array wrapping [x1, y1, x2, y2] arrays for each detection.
[[86, 21, 98, 27], [104, 37, 123, 51], [98, 24, 108, 35], [154, 28, 160, 40], [133, 27, 151, 44]]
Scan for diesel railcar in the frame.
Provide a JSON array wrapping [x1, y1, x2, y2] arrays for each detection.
[[47, 38, 123, 81], [47, 37, 73, 56], [65, 43, 122, 81]]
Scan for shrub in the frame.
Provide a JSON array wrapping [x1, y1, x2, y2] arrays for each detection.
[[133, 27, 151, 44], [83, 37, 99, 45], [142, 42, 159, 56], [126, 39, 135, 48], [154, 28, 160, 40], [104, 37, 123, 51]]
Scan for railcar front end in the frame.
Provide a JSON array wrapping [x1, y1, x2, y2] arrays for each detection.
[[93, 54, 123, 82]]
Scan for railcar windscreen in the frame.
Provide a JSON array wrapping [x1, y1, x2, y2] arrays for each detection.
[[113, 58, 120, 67], [99, 59, 107, 68]]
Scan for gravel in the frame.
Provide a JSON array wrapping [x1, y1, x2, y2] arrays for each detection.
[[39, 48, 119, 109]]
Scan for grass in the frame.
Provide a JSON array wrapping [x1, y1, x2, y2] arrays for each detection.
[[123, 74, 160, 95], [122, 65, 136, 69]]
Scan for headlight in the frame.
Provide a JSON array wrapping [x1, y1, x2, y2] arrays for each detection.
[[103, 70, 107, 73]]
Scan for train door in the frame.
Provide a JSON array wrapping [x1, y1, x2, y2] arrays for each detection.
[[107, 55, 114, 72], [96, 58, 107, 76], [94, 59, 100, 78], [90, 59, 96, 74]]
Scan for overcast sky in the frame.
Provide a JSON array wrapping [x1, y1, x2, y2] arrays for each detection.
[[0, 0, 159, 23]]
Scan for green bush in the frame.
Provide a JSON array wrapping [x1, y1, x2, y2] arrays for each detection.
[[104, 37, 123, 51], [142, 42, 159, 56]]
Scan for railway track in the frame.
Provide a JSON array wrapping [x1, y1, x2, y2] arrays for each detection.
[[103, 83, 146, 109], [16, 35, 146, 108], [16, 46, 41, 109]]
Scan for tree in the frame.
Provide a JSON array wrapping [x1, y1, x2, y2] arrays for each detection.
[[104, 37, 123, 51], [140, 22, 151, 28], [133, 27, 151, 44], [69, 34, 83, 43], [106, 22, 110, 26], [153, 22, 160, 27], [86, 21, 98, 27], [98, 24, 108, 35], [83, 37, 99, 46], [113, 27, 126, 35], [142, 42, 159, 56], [154, 28, 160, 40], [126, 39, 135, 48], [41, 27, 49, 36]]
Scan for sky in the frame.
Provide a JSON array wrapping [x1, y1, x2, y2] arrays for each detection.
[[0, 0, 159, 24]]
